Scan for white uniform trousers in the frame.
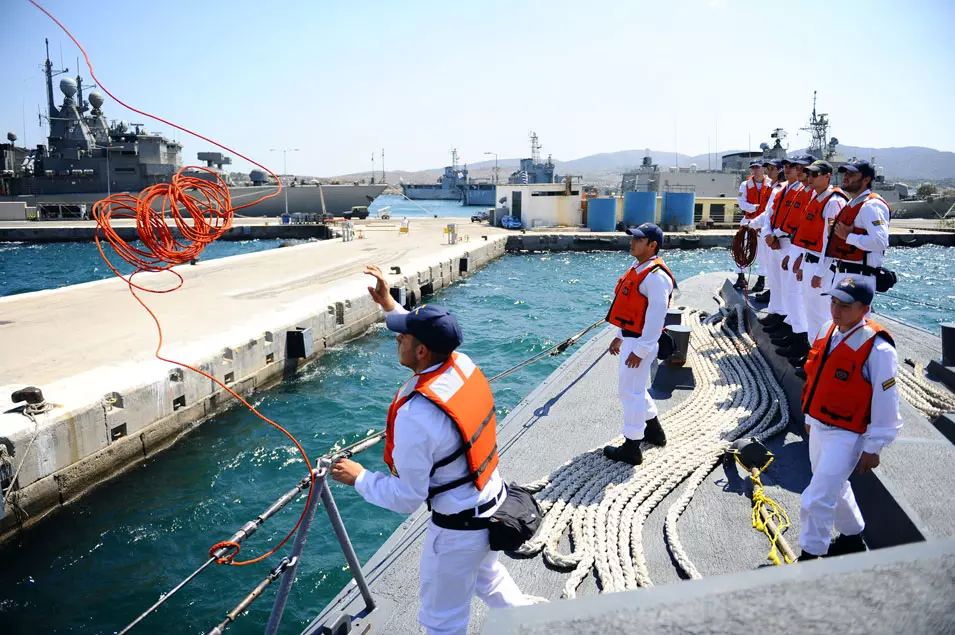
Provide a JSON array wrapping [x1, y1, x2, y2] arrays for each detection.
[[780, 243, 808, 334], [765, 242, 786, 315], [798, 422, 867, 557], [419, 522, 530, 635], [800, 258, 833, 339], [618, 336, 659, 440]]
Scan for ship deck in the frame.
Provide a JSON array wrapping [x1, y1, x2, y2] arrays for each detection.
[[305, 272, 955, 635]]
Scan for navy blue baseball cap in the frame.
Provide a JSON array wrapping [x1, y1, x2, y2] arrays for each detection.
[[626, 222, 664, 248], [838, 160, 876, 179], [385, 304, 463, 354], [763, 159, 784, 169], [824, 275, 874, 306], [749, 160, 764, 168], [784, 155, 815, 166]]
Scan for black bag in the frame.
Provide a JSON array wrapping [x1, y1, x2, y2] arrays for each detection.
[[486, 483, 543, 552], [874, 267, 898, 293], [657, 330, 675, 360]]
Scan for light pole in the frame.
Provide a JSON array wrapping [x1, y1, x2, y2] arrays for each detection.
[[484, 151, 498, 184], [269, 148, 299, 217]]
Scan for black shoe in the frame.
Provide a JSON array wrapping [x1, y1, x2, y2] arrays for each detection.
[[789, 353, 808, 367], [751, 276, 766, 294], [643, 417, 667, 447], [732, 273, 747, 290], [754, 290, 771, 303], [758, 313, 782, 327], [765, 321, 791, 335], [798, 551, 822, 562], [603, 439, 643, 465], [777, 340, 809, 358], [827, 533, 868, 557], [772, 334, 797, 348]]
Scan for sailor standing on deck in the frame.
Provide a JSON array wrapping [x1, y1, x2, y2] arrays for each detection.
[[825, 160, 890, 290], [603, 223, 676, 466], [755, 160, 788, 312], [734, 160, 773, 293], [790, 160, 848, 362], [331, 265, 531, 635], [798, 275, 902, 560], [766, 156, 814, 363]]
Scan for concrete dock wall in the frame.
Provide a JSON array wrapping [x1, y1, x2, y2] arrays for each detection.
[[0, 236, 506, 543]]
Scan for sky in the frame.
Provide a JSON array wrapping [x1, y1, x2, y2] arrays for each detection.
[[3, 0, 954, 177]]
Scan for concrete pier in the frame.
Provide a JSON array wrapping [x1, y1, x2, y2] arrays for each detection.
[[0, 219, 508, 543]]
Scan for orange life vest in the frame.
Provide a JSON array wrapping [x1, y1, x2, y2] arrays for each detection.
[[743, 176, 772, 220], [792, 187, 848, 252], [384, 351, 499, 497], [825, 192, 889, 262], [769, 181, 796, 230], [801, 319, 895, 434], [779, 184, 812, 236], [606, 257, 677, 333]]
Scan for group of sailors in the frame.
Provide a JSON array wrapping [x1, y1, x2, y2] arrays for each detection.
[[326, 177, 902, 632], [735, 156, 891, 378]]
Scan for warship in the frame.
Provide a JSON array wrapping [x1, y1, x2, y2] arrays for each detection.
[[400, 148, 468, 202], [0, 40, 386, 219]]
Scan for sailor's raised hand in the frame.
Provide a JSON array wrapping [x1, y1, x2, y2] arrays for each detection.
[[364, 265, 397, 312]]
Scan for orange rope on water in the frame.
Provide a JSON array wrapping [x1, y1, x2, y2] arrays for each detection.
[[31, 0, 314, 567]]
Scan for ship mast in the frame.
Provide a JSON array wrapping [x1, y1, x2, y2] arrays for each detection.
[[529, 131, 541, 164], [800, 90, 831, 160]]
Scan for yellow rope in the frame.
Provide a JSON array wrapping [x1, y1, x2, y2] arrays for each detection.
[[734, 454, 794, 565]]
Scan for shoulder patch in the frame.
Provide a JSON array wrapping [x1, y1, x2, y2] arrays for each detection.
[[872, 220, 883, 226], [882, 377, 896, 391]]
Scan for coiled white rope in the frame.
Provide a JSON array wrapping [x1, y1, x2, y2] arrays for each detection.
[[518, 304, 790, 597], [897, 362, 955, 419]]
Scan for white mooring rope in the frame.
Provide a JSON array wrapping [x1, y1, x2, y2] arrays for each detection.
[[897, 362, 955, 419], [517, 303, 790, 597]]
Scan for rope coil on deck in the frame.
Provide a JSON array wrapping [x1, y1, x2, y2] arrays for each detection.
[[517, 302, 790, 597], [732, 226, 758, 269], [897, 362, 955, 419]]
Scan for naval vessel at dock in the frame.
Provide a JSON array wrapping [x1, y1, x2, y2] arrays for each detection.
[[0, 40, 386, 220]]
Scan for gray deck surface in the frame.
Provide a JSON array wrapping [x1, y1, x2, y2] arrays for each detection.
[[305, 272, 955, 635]]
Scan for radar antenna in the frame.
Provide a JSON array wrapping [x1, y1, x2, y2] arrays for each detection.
[[800, 90, 831, 160]]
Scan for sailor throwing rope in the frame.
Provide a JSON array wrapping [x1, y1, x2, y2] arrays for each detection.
[[330, 265, 532, 635], [603, 223, 676, 465]]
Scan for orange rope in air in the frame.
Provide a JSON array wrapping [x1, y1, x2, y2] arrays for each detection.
[[31, 0, 313, 567]]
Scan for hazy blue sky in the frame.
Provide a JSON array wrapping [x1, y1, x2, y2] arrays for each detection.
[[3, 0, 954, 176]]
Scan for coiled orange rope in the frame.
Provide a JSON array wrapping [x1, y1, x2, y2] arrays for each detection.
[[731, 225, 759, 269], [32, 0, 313, 567]]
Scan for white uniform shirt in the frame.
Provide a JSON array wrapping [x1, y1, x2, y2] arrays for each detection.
[[355, 305, 504, 516], [737, 177, 769, 225], [613, 257, 674, 360], [835, 188, 890, 268], [800, 186, 847, 262], [805, 319, 903, 454]]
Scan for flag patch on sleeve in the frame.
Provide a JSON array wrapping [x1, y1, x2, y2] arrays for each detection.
[[882, 377, 896, 390], [872, 220, 883, 226]]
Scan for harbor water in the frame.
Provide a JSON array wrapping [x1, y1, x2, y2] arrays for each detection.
[[0, 245, 953, 634]]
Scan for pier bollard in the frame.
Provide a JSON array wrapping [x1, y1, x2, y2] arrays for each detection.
[[664, 325, 692, 366], [664, 308, 684, 327], [942, 323, 955, 366]]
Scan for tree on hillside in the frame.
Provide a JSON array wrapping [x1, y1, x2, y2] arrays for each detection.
[[916, 182, 938, 199]]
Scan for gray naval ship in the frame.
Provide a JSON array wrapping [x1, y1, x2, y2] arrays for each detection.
[[0, 40, 386, 219]]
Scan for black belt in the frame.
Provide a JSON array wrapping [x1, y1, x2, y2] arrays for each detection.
[[431, 486, 505, 531], [804, 253, 820, 264], [621, 329, 642, 339], [832, 261, 877, 276]]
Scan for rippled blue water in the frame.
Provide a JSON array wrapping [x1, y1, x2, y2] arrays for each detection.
[[0, 244, 953, 634]]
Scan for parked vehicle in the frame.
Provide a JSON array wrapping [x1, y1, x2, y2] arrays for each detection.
[[342, 205, 369, 220], [377, 206, 392, 220], [500, 215, 523, 230], [470, 210, 490, 223]]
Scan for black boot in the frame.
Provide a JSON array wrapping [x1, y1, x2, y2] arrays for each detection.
[[764, 320, 791, 335], [751, 276, 766, 293], [798, 551, 822, 562], [758, 313, 782, 327], [732, 273, 747, 290], [772, 330, 797, 347], [603, 439, 643, 465], [754, 290, 771, 303], [827, 533, 868, 557], [794, 367, 807, 380], [643, 417, 667, 447], [778, 334, 810, 359]]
